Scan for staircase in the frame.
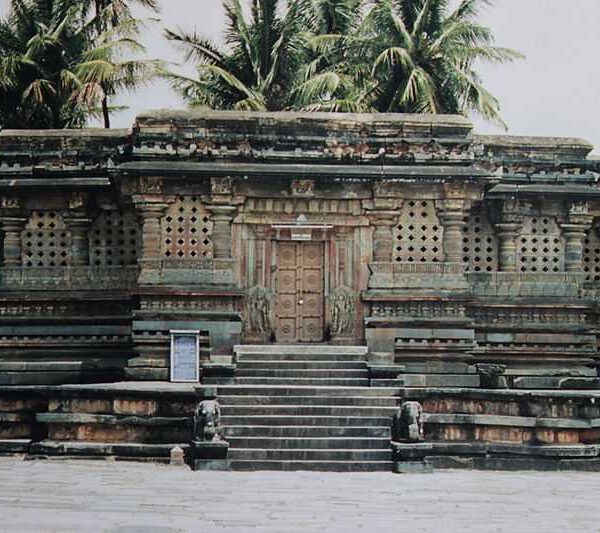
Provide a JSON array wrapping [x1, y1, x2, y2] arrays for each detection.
[[213, 345, 399, 471]]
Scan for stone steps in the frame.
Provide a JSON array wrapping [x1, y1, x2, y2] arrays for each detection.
[[227, 448, 391, 461], [227, 436, 390, 449], [218, 395, 397, 406], [220, 405, 397, 417], [234, 377, 370, 386], [228, 460, 393, 472], [237, 361, 367, 370], [234, 345, 368, 357], [221, 415, 393, 426], [235, 369, 369, 378], [210, 386, 400, 396], [212, 345, 395, 472], [222, 425, 390, 438]]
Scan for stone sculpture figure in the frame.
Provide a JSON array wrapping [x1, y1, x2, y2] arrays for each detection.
[[393, 401, 424, 442], [193, 400, 222, 442], [330, 286, 356, 336], [477, 364, 508, 389], [245, 285, 272, 337]]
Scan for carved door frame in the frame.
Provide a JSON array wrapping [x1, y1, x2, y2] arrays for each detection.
[[240, 221, 360, 344], [274, 240, 326, 343], [270, 226, 332, 344]]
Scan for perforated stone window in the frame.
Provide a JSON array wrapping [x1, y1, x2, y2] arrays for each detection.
[[394, 200, 443, 263], [462, 209, 498, 272], [89, 210, 141, 266], [21, 211, 71, 267], [161, 196, 213, 259], [517, 216, 565, 273], [583, 226, 600, 281]]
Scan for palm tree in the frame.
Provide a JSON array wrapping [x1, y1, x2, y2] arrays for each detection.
[[0, 0, 90, 128], [164, 0, 308, 111], [74, 32, 160, 128], [359, 0, 522, 126], [291, 0, 374, 112], [0, 0, 158, 129], [85, 0, 159, 32]]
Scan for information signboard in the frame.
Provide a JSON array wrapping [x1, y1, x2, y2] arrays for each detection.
[[170, 330, 200, 382]]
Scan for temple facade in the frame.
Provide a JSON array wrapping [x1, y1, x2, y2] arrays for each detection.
[[1, 110, 599, 389]]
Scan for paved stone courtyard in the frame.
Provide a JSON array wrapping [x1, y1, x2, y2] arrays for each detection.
[[0, 458, 599, 532]]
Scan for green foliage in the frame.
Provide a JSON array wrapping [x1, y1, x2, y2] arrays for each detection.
[[0, 0, 159, 128], [359, 0, 522, 126], [166, 0, 521, 125]]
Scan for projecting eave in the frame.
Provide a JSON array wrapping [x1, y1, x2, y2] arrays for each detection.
[[115, 160, 491, 181], [474, 134, 594, 162], [487, 183, 600, 198], [135, 109, 474, 139]]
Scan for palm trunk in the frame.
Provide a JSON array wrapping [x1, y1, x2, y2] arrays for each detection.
[[102, 94, 110, 129]]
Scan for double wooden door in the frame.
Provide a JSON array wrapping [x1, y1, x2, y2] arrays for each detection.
[[275, 242, 324, 343]]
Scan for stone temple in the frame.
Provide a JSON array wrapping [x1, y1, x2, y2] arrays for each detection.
[[1, 110, 600, 471]]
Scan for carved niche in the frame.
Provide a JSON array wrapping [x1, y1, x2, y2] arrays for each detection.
[[244, 285, 273, 338], [329, 286, 356, 336], [291, 179, 315, 198]]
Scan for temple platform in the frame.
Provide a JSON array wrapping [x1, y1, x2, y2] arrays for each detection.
[[1, 381, 599, 472]]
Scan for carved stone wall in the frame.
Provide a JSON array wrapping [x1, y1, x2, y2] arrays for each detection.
[[462, 207, 498, 273], [21, 211, 71, 267], [517, 216, 565, 273], [394, 200, 443, 263], [583, 224, 600, 281], [89, 209, 141, 267], [161, 196, 214, 260]]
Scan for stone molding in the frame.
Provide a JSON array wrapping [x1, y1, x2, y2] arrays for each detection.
[[0, 266, 138, 290]]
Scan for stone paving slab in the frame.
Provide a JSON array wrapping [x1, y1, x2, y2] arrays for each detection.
[[1, 458, 599, 532]]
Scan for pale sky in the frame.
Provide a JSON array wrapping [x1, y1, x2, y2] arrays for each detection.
[[2, 0, 600, 150]]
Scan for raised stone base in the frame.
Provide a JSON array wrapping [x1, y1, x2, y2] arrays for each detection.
[[392, 442, 600, 472], [188, 440, 229, 471]]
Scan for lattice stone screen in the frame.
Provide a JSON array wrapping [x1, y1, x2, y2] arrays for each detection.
[[517, 216, 565, 273], [394, 200, 443, 263], [161, 196, 214, 259], [21, 211, 71, 267], [89, 210, 141, 266], [461, 209, 498, 272], [583, 226, 600, 281]]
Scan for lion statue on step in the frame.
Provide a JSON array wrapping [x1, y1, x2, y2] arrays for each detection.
[[193, 400, 222, 442], [393, 401, 424, 443]]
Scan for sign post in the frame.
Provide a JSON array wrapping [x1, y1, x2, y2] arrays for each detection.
[[170, 330, 200, 383]]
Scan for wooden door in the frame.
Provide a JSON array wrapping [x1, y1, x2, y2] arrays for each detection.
[[275, 242, 324, 343]]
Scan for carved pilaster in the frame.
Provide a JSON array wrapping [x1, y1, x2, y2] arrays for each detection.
[[66, 213, 92, 266], [494, 223, 521, 272], [494, 197, 523, 272], [561, 201, 593, 272], [205, 205, 236, 260], [1, 216, 27, 266], [1, 196, 25, 266], [368, 211, 400, 263], [438, 196, 468, 264], [133, 196, 169, 272]]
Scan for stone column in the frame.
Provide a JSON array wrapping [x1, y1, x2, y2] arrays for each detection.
[[66, 214, 92, 266], [494, 222, 521, 272], [561, 202, 593, 272], [435, 198, 467, 265], [494, 196, 523, 272], [1, 217, 26, 266], [206, 205, 236, 260], [369, 211, 398, 263], [439, 201, 466, 263], [133, 196, 169, 274]]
